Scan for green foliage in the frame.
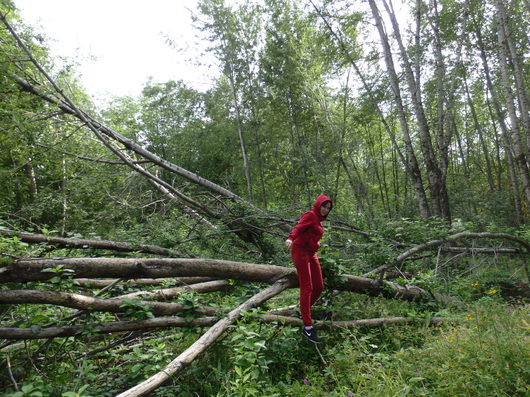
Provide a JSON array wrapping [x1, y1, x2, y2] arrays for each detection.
[[346, 303, 530, 396], [61, 385, 93, 397], [175, 290, 203, 322], [221, 321, 272, 396], [41, 265, 77, 290], [0, 235, 30, 257], [120, 341, 174, 383], [118, 298, 154, 320], [9, 383, 45, 397], [319, 243, 349, 290]]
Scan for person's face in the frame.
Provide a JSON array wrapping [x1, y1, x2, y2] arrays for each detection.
[[320, 202, 331, 217]]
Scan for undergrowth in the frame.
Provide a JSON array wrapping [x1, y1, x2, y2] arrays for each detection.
[[1, 226, 529, 396]]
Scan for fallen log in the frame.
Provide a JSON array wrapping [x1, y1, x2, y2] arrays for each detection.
[[363, 232, 530, 278], [0, 312, 456, 340], [440, 247, 523, 254], [114, 280, 230, 300], [1, 257, 288, 283], [0, 290, 221, 317], [0, 228, 185, 257], [74, 277, 215, 288], [0, 257, 456, 303], [0, 316, 218, 340], [260, 314, 457, 328]]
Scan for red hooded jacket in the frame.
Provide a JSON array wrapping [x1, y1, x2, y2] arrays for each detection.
[[288, 194, 332, 253]]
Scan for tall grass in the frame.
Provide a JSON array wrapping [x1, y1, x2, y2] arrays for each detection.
[[280, 301, 529, 397]]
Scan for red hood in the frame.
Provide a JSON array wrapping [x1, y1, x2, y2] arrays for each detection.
[[312, 194, 332, 220]]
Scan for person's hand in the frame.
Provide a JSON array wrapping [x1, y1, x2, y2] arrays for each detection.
[[285, 239, 293, 250]]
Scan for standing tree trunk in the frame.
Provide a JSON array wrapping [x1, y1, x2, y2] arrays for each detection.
[[60, 156, 68, 236], [367, 0, 432, 218], [470, 12, 524, 223], [464, 77, 496, 192], [495, 2, 530, 208], [286, 91, 311, 204], [227, 65, 253, 200], [495, 0, 530, 161], [378, 0, 451, 221]]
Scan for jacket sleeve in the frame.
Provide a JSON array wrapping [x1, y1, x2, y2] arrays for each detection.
[[288, 212, 313, 242]]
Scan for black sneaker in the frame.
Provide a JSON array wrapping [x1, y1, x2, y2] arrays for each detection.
[[302, 327, 321, 343]]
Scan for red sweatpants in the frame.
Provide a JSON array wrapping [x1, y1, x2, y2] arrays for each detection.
[[291, 245, 324, 326]]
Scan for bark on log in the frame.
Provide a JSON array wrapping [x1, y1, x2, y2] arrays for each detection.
[[0, 228, 184, 257], [114, 280, 230, 300], [364, 232, 530, 277], [0, 290, 220, 317], [1, 257, 454, 303], [1, 257, 291, 283], [260, 314, 456, 328], [0, 312, 456, 340], [441, 247, 523, 254], [0, 316, 218, 340], [116, 277, 295, 397], [74, 277, 215, 288]]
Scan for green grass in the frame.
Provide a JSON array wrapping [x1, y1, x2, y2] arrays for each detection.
[[267, 301, 529, 397]]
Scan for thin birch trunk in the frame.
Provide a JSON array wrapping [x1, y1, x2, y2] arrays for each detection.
[[340, 156, 368, 217], [471, 13, 524, 222], [495, 5, 530, 207], [60, 156, 68, 236], [287, 92, 311, 204], [464, 76, 495, 191], [495, 0, 530, 160], [228, 66, 253, 201], [367, 0, 432, 218], [379, 0, 447, 219]]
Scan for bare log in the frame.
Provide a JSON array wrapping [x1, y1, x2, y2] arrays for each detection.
[[74, 277, 216, 288], [364, 232, 530, 277], [114, 280, 230, 300], [260, 314, 457, 328], [0, 316, 218, 340], [1, 257, 292, 283], [0, 312, 456, 341], [117, 277, 295, 397], [0, 290, 220, 317], [0, 228, 184, 257], [1, 257, 456, 303], [440, 247, 523, 254]]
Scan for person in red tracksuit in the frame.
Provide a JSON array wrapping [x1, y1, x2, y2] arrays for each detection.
[[285, 194, 332, 343]]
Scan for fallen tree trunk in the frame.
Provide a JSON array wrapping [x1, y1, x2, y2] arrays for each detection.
[[363, 232, 530, 278], [0, 316, 219, 340], [116, 277, 295, 397], [440, 247, 523, 254], [74, 277, 216, 288], [1, 257, 289, 283], [0, 228, 185, 257], [0, 312, 456, 340], [1, 257, 455, 303], [114, 280, 230, 300], [260, 314, 457, 328], [0, 289, 220, 317]]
